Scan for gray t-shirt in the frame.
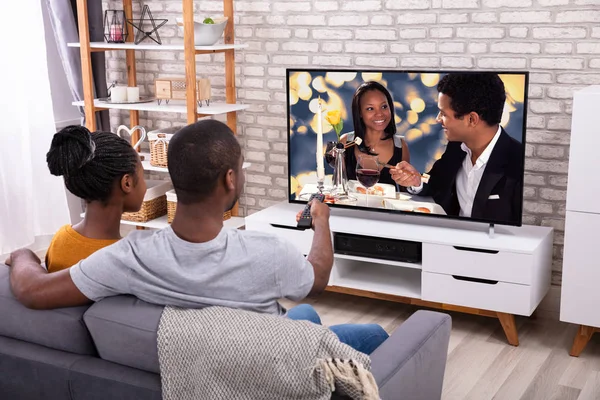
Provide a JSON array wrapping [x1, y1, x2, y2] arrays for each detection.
[[70, 227, 315, 315]]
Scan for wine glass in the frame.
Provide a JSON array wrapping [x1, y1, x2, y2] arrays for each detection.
[[325, 141, 337, 168], [356, 154, 380, 207]]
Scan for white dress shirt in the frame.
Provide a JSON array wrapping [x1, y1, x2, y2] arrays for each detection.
[[409, 126, 502, 217]]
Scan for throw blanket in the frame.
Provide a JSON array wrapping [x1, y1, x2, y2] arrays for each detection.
[[157, 306, 380, 400]]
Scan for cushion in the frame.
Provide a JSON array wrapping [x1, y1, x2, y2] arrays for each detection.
[[84, 295, 163, 373], [0, 264, 96, 355]]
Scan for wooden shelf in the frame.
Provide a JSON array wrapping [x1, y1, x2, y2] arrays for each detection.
[[74, 0, 243, 218], [67, 42, 248, 53], [140, 153, 251, 173], [80, 213, 245, 230], [334, 253, 422, 270], [73, 99, 249, 115]]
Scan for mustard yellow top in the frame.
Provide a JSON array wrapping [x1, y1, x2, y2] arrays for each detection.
[[45, 225, 119, 273]]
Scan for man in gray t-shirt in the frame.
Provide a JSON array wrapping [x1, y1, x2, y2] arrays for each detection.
[[8, 120, 388, 355], [70, 226, 314, 315]]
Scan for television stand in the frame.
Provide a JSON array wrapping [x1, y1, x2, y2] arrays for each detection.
[[489, 223, 495, 239], [245, 202, 554, 346]]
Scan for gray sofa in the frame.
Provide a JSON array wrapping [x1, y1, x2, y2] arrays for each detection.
[[0, 264, 451, 399]]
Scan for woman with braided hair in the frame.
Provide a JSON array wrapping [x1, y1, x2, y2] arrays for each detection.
[[44, 125, 147, 272]]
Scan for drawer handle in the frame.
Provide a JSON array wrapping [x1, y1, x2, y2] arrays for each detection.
[[453, 246, 499, 254], [452, 275, 499, 285], [270, 223, 306, 231]]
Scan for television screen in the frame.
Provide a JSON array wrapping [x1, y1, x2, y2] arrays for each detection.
[[287, 69, 528, 227]]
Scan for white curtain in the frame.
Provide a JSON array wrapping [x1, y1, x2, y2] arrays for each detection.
[[0, 0, 70, 254]]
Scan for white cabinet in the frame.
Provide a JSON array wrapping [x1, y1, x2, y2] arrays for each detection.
[[246, 202, 554, 346], [565, 86, 600, 215], [559, 86, 600, 356]]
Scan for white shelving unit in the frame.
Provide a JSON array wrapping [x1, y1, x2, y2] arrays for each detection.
[[121, 216, 246, 230], [81, 213, 246, 230], [67, 42, 248, 52], [140, 153, 250, 173], [73, 0, 246, 231], [73, 99, 249, 115]]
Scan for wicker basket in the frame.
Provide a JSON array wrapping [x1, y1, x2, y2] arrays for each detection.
[[122, 180, 173, 223], [148, 127, 181, 168], [166, 189, 231, 223]]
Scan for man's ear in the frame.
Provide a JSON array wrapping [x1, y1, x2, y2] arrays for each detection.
[[225, 169, 236, 191], [468, 112, 480, 127], [120, 174, 134, 194]]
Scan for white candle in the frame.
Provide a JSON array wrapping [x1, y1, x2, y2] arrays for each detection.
[[316, 98, 325, 181], [111, 86, 127, 102], [127, 87, 140, 102]]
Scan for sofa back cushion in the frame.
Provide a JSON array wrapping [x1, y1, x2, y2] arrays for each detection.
[[0, 264, 96, 355], [84, 295, 163, 373]]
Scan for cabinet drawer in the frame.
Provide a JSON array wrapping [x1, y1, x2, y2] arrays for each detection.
[[246, 221, 314, 255], [422, 272, 532, 316], [422, 243, 533, 285]]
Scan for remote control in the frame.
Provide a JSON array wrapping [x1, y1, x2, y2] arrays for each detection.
[[297, 193, 325, 230]]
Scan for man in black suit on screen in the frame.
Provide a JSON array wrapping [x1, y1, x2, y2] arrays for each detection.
[[391, 73, 524, 225]]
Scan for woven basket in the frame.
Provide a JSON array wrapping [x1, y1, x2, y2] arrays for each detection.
[[166, 190, 231, 223], [149, 133, 171, 168], [148, 127, 181, 168], [122, 180, 173, 223]]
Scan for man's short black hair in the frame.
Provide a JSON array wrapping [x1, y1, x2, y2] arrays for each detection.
[[168, 119, 241, 204], [437, 73, 506, 126]]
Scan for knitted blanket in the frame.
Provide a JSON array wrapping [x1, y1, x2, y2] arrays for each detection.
[[157, 306, 380, 400]]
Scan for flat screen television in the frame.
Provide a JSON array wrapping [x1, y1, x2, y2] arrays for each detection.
[[286, 69, 529, 227]]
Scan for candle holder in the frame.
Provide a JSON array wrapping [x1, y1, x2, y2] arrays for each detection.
[[104, 10, 128, 43]]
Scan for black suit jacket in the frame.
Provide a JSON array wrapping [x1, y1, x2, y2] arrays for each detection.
[[420, 128, 524, 225]]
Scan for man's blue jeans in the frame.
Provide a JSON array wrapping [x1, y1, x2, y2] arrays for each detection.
[[287, 304, 389, 355]]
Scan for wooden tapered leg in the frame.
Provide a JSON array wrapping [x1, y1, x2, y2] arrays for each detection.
[[570, 325, 596, 357], [497, 312, 519, 346]]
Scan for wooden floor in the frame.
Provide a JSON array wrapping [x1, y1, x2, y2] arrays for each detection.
[[281, 292, 600, 400]]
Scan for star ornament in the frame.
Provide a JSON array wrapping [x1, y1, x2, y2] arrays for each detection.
[[127, 5, 167, 45]]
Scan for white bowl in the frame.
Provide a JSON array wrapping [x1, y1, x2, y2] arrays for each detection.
[[176, 17, 227, 46]]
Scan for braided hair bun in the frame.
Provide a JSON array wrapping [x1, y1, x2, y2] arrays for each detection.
[[46, 125, 139, 203], [47, 125, 95, 177]]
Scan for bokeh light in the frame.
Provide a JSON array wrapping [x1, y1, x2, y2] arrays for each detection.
[[407, 110, 419, 125], [421, 73, 440, 87], [362, 72, 383, 82], [312, 76, 327, 93], [410, 98, 426, 113], [325, 72, 357, 87]]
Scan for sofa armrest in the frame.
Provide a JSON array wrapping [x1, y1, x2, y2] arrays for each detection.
[[371, 310, 451, 400]]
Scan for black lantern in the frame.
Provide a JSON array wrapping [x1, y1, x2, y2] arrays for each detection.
[[104, 10, 128, 43]]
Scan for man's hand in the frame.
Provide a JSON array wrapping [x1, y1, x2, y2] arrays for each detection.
[[295, 199, 330, 230], [390, 161, 422, 187], [309, 200, 330, 228], [7, 249, 40, 267], [9, 248, 90, 309]]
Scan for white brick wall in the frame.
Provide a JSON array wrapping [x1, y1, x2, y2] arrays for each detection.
[[104, 0, 600, 286]]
